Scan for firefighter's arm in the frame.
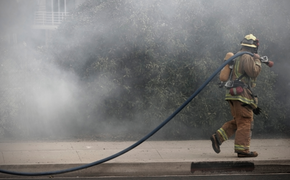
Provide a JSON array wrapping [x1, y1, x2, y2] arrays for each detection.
[[242, 54, 261, 78]]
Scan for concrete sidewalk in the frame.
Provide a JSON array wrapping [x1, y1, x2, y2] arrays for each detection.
[[0, 139, 289, 177]]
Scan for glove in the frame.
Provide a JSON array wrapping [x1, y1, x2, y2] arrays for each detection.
[[253, 107, 261, 115]]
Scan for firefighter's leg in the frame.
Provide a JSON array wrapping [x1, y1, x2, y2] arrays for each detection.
[[216, 100, 237, 143], [211, 101, 237, 153], [234, 101, 258, 157], [217, 119, 237, 143]]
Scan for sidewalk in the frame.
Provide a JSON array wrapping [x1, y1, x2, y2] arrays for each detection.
[[0, 139, 289, 177]]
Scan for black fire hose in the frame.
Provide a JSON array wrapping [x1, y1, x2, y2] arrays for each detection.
[[0, 51, 253, 176]]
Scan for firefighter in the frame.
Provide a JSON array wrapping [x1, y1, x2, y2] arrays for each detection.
[[211, 34, 262, 157]]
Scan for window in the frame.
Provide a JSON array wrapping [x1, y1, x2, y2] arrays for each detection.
[[45, 0, 75, 13]]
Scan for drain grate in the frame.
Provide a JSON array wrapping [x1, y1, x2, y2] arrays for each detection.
[[191, 161, 255, 173]]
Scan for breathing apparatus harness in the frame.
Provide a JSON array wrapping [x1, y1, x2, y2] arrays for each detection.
[[219, 50, 274, 115], [221, 54, 254, 95], [220, 53, 271, 115]]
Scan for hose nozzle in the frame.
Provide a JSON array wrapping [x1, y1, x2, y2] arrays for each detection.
[[260, 56, 274, 67]]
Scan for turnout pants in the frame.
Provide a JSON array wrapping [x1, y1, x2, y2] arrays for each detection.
[[217, 100, 254, 153]]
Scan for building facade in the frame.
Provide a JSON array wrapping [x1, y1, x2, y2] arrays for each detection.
[[33, 0, 85, 46], [33, 0, 85, 29]]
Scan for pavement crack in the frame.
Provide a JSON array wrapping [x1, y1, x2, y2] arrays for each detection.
[[76, 151, 82, 162], [156, 150, 162, 159]]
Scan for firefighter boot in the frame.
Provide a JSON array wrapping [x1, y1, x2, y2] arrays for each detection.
[[237, 151, 258, 158], [210, 133, 221, 153]]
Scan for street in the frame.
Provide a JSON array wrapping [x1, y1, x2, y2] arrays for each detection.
[[1, 174, 290, 180]]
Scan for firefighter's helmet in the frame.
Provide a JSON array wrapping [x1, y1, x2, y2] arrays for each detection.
[[240, 34, 259, 48]]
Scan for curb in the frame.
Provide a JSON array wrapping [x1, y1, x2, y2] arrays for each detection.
[[0, 160, 290, 178]]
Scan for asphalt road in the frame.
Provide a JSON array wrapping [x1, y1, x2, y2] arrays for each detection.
[[1, 174, 290, 180]]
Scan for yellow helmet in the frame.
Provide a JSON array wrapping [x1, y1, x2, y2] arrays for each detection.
[[240, 34, 259, 48]]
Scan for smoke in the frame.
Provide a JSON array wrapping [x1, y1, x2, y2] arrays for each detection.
[[1, 0, 290, 141]]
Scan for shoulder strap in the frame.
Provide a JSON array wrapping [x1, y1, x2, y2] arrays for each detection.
[[236, 73, 246, 81]]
